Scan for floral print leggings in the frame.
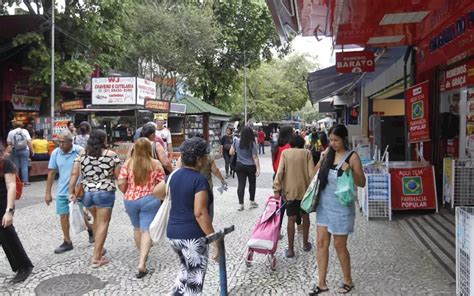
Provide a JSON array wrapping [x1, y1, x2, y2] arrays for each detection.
[[169, 237, 209, 296]]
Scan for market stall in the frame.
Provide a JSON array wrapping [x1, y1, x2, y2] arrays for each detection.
[[171, 96, 230, 156]]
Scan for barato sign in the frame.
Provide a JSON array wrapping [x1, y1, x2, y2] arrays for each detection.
[[336, 51, 375, 73], [144, 99, 170, 112], [406, 80, 430, 143], [136, 78, 156, 105], [390, 166, 437, 211], [92, 77, 136, 105]]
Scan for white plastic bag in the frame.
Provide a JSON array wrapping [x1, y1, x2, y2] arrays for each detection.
[[149, 169, 179, 243], [69, 201, 86, 235]]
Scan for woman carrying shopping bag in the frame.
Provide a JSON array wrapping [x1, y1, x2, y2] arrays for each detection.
[[273, 135, 316, 258], [310, 124, 365, 295], [69, 130, 121, 268], [153, 137, 218, 295], [118, 138, 165, 278]]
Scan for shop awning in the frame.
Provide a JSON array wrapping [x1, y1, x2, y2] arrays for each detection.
[[307, 66, 358, 104], [177, 96, 230, 118]]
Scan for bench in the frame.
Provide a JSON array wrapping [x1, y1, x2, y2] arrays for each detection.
[[29, 161, 49, 177]]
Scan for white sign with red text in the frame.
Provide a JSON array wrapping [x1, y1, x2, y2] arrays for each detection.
[[136, 78, 156, 105], [92, 77, 136, 105]]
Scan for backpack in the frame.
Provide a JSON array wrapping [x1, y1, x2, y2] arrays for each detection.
[[13, 130, 28, 150]]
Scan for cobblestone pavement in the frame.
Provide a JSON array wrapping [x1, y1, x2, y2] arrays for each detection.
[[0, 153, 455, 295]]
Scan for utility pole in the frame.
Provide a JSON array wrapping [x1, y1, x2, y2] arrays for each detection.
[[244, 50, 247, 126], [50, 0, 55, 139]]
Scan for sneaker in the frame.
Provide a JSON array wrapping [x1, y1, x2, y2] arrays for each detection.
[[237, 204, 244, 211], [249, 201, 258, 208], [54, 241, 73, 254], [10, 266, 33, 284], [88, 229, 95, 244]]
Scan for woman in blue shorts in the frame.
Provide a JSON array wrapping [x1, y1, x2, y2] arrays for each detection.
[[311, 125, 365, 295]]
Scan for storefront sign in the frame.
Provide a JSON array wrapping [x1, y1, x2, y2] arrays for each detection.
[[440, 60, 474, 91], [136, 78, 156, 105], [52, 117, 73, 140], [170, 103, 187, 114], [92, 77, 136, 105], [61, 100, 84, 111], [144, 99, 170, 112], [335, 51, 375, 73], [406, 81, 430, 143], [11, 94, 41, 111], [154, 113, 168, 121], [390, 166, 437, 210]]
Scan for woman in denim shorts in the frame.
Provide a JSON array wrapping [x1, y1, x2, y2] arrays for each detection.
[[118, 138, 165, 278], [70, 130, 121, 268]]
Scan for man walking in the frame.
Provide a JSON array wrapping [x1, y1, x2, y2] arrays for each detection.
[[257, 127, 266, 155], [44, 130, 91, 254], [220, 127, 234, 178], [6, 120, 33, 186]]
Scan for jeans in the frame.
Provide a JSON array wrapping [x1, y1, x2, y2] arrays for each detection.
[[83, 191, 115, 209], [258, 143, 265, 154], [0, 198, 33, 272], [223, 149, 231, 175], [124, 195, 161, 231], [236, 163, 256, 204], [11, 149, 29, 183], [31, 153, 50, 161]]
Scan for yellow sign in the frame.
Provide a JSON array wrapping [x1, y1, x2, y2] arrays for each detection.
[[154, 113, 168, 121]]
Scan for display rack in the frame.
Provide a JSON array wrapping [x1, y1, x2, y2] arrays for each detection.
[[456, 207, 473, 296], [208, 118, 223, 154], [184, 115, 204, 139], [361, 162, 391, 221], [450, 159, 474, 208]]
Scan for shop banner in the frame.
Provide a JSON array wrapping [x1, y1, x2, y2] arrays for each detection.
[[61, 100, 84, 111], [136, 78, 156, 105], [442, 158, 454, 205], [170, 103, 187, 114], [92, 77, 136, 105], [52, 117, 73, 140], [144, 99, 170, 112], [11, 94, 41, 111], [335, 51, 375, 74], [390, 166, 437, 210], [440, 61, 474, 91], [406, 81, 430, 143]]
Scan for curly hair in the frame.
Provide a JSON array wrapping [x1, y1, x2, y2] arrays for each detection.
[[180, 137, 208, 167], [86, 129, 107, 158]]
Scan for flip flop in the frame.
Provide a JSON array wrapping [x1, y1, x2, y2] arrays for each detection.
[[338, 283, 354, 294], [284, 249, 295, 258], [91, 256, 109, 268], [309, 286, 329, 295], [303, 242, 312, 252]]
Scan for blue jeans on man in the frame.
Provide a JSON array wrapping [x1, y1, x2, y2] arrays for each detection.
[[11, 149, 29, 183]]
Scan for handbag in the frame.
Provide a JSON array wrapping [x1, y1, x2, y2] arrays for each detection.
[[334, 150, 355, 207], [15, 174, 23, 200], [300, 172, 320, 213], [149, 169, 180, 243], [69, 201, 86, 235]]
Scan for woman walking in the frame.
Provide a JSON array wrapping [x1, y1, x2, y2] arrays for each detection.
[[69, 130, 121, 268], [118, 138, 164, 278], [0, 143, 34, 283], [271, 126, 293, 178], [135, 123, 173, 174], [74, 121, 91, 148], [230, 126, 260, 211], [220, 127, 233, 178], [311, 124, 365, 295], [273, 135, 315, 258], [153, 137, 217, 295]]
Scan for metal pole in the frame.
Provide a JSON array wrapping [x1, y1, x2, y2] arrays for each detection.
[[218, 238, 228, 296], [50, 0, 55, 139], [244, 50, 247, 126]]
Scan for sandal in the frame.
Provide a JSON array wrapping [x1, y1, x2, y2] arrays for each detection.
[[91, 256, 109, 268], [303, 242, 312, 252], [309, 285, 329, 295], [284, 249, 295, 258], [338, 283, 354, 294]]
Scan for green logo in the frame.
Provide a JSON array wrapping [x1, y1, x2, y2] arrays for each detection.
[[402, 176, 423, 195], [412, 101, 423, 120]]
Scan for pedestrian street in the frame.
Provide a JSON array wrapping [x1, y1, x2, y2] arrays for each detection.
[[0, 154, 455, 295]]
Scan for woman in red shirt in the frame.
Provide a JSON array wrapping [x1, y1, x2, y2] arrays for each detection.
[[271, 126, 294, 175], [118, 138, 165, 278]]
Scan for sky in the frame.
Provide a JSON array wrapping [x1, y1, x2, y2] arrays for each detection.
[[290, 35, 335, 69]]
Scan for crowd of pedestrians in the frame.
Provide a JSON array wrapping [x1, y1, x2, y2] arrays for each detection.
[[1, 118, 364, 295]]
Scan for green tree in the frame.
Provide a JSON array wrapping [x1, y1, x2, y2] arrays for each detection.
[[186, 0, 289, 107], [119, 2, 219, 100], [227, 53, 317, 122], [3, 0, 132, 88]]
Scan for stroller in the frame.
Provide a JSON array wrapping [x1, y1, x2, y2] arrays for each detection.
[[245, 196, 284, 271]]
